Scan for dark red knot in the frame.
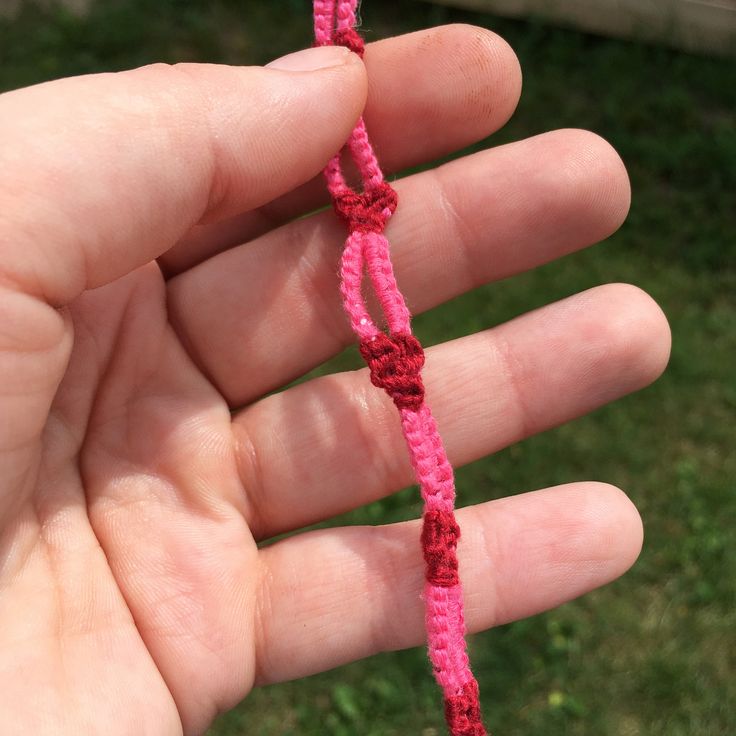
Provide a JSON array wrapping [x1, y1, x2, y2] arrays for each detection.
[[333, 181, 398, 234], [421, 509, 461, 587], [445, 680, 487, 736], [359, 332, 425, 411], [333, 27, 365, 57]]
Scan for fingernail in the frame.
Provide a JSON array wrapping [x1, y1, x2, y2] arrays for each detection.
[[267, 46, 353, 72]]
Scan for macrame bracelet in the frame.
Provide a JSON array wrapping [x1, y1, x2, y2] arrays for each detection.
[[312, 3, 488, 734]]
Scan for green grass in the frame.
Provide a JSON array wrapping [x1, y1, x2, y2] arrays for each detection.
[[2, 1, 735, 734]]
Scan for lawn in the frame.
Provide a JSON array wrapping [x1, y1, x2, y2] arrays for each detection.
[[2, 1, 734, 734]]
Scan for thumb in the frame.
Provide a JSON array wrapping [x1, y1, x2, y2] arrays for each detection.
[[0, 47, 364, 518], [0, 45, 365, 306]]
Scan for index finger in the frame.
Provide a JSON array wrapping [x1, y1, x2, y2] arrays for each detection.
[[162, 24, 523, 275]]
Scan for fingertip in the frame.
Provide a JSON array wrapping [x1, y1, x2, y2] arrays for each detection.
[[504, 481, 643, 573], [448, 23, 523, 131], [263, 47, 368, 119], [155, 57, 368, 222], [585, 283, 671, 391], [583, 481, 644, 573], [459, 481, 646, 629], [266, 44, 361, 72], [566, 128, 632, 234], [613, 283, 672, 383], [530, 128, 631, 242], [364, 24, 522, 164]]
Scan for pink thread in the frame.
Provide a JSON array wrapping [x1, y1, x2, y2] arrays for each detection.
[[425, 583, 471, 692], [313, 3, 487, 733], [313, 1, 335, 46]]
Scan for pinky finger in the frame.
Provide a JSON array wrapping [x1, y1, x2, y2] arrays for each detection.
[[252, 481, 643, 686]]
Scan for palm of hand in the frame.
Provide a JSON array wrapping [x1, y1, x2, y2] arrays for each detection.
[[0, 27, 669, 736], [5, 262, 259, 733]]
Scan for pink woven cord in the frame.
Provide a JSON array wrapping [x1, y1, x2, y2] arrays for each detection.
[[336, 0, 358, 30], [347, 118, 385, 190], [425, 582, 472, 691], [339, 231, 376, 339], [325, 119, 385, 197], [340, 231, 412, 338], [313, 1, 335, 46], [401, 405, 456, 513], [363, 232, 412, 334], [313, 3, 488, 734]]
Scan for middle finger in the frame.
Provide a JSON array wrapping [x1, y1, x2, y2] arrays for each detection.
[[167, 128, 631, 406]]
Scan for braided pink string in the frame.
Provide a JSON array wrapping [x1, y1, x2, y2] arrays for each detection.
[[313, 3, 487, 734]]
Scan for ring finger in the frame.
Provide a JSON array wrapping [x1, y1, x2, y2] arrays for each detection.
[[234, 283, 670, 539]]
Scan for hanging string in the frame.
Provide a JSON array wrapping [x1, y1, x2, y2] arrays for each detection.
[[312, 3, 488, 735]]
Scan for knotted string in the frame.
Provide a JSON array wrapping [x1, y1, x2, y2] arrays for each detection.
[[313, 3, 488, 735]]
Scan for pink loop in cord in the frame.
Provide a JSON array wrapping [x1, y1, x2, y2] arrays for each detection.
[[313, 3, 488, 734]]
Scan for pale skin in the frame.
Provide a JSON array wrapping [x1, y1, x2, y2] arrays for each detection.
[[0, 24, 671, 735]]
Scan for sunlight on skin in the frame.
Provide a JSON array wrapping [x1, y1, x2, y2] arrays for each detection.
[[0, 25, 668, 736]]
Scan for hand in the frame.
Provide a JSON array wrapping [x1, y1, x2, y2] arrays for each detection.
[[0, 25, 669, 735]]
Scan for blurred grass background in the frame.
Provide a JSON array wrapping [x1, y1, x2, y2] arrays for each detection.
[[1, 1, 734, 734]]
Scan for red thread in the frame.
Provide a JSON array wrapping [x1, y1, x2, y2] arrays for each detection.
[[333, 181, 398, 233], [313, 32, 364, 58], [333, 26, 365, 56], [421, 510, 461, 587], [359, 332, 425, 410], [445, 680, 487, 736]]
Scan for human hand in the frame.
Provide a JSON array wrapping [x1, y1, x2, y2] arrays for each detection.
[[0, 25, 670, 735]]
